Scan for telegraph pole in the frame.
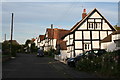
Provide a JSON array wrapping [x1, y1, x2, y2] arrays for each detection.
[[4, 34, 6, 41], [10, 13, 14, 56], [51, 24, 53, 49]]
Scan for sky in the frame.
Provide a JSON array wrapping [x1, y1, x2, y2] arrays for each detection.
[[1, 0, 120, 2], [1, 1, 119, 44]]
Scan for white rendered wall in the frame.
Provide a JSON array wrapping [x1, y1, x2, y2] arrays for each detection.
[[53, 39, 57, 50], [60, 50, 67, 60], [102, 20, 112, 30], [90, 12, 102, 18], [101, 42, 116, 52], [75, 31, 82, 39], [101, 43, 107, 50], [75, 41, 82, 49], [107, 42, 116, 52], [92, 31, 99, 39], [84, 31, 90, 39], [75, 50, 83, 56], [112, 34, 120, 41], [70, 34, 73, 38], [92, 41, 99, 49], [34, 38, 38, 47], [108, 31, 113, 35], [78, 21, 87, 30], [100, 31, 107, 40]]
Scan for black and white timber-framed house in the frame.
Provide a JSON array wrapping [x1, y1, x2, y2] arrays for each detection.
[[61, 8, 116, 58]]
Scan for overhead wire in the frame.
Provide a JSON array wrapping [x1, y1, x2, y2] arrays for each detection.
[[54, 0, 85, 29]]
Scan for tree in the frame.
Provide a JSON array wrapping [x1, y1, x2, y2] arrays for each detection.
[[25, 39, 31, 46], [2, 40, 20, 57], [24, 39, 37, 53], [31, 43, 37, 53], [114, 25, 120, 30]]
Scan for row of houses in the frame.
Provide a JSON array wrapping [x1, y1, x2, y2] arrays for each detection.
[[33, 8, 120, 61]]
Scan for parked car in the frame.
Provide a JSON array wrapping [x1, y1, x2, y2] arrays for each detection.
[[37, 49, 44, 57], [84, 49, 107, 58], [67, 49, 106, 67], [67, 53, 83, 67]]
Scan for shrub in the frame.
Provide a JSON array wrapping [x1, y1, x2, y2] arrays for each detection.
[[2, 41, 20, 57], [44, 48, 57, 57], [76, 50, 120, 77], [43, 51, 49, 55]]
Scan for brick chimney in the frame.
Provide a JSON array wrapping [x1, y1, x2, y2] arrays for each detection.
[[82, 9, 87, 19]]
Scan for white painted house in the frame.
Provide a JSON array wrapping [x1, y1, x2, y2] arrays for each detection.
[[34, 37, 38, 47], [101, 30, 120, 52], [61, 8, 116, 58], [37, 35, 45, 50], [44, 28, 69, 52]]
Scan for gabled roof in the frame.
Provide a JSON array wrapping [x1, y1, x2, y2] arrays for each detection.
[[71, 8, 116, 32], [62, 8, 116, 39], [57, 40, 67, 50], [39, 35, 45, 41], [101, 30, 120, 43], [31, 38, 36, 42], [46, 28, 70, 39]]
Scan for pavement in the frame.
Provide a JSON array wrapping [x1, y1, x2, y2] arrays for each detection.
[[2, 53, 100, 79]]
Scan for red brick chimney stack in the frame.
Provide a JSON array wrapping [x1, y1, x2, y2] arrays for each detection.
[[82, 9, 87, 19]]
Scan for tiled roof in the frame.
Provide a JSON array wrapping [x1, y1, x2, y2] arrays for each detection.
[[39, 35, 45, 41], [46, 28, 69, 50], [101, 30, 120, 43], [57, 40, 67, 50], [31, 38, 36, 42], [112, 30, 120, 35], [114, 26, 120, 30], [46, 28, 70, 39]]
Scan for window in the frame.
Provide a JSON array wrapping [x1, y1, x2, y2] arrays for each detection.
[[88, 18, 102, 30], [84, 43, 90, 50], [88, 22, 101, 29], [95, 23, 101, 29], [88, 23, 93, 29]]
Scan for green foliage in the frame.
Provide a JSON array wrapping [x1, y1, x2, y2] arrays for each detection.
[[30, 43, 37, 53], [2, 41, 10, 55], [24, 39, 37, 54], [114, 25, 120, 30], [76, 50, 120, 77], [2, 41, 20, 57], [19, 45, 25, 53], [25, 39, 31, 46], [43, 51, 49, 55], [44, 48, 57, 57]]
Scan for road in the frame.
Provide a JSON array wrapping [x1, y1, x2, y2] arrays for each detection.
[[2, 53, 99, 79]]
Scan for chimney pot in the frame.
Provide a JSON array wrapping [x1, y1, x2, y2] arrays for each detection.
[[83, 9, 86, 13], [82, 9, 87, 19], [51, 24, 53, 29]]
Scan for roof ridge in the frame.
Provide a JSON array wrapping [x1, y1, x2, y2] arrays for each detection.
[[70, 8, 97, 31]]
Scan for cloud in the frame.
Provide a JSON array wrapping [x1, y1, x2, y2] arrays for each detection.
[[2, 2, 118, 44], [2, 0, 120, 2]]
